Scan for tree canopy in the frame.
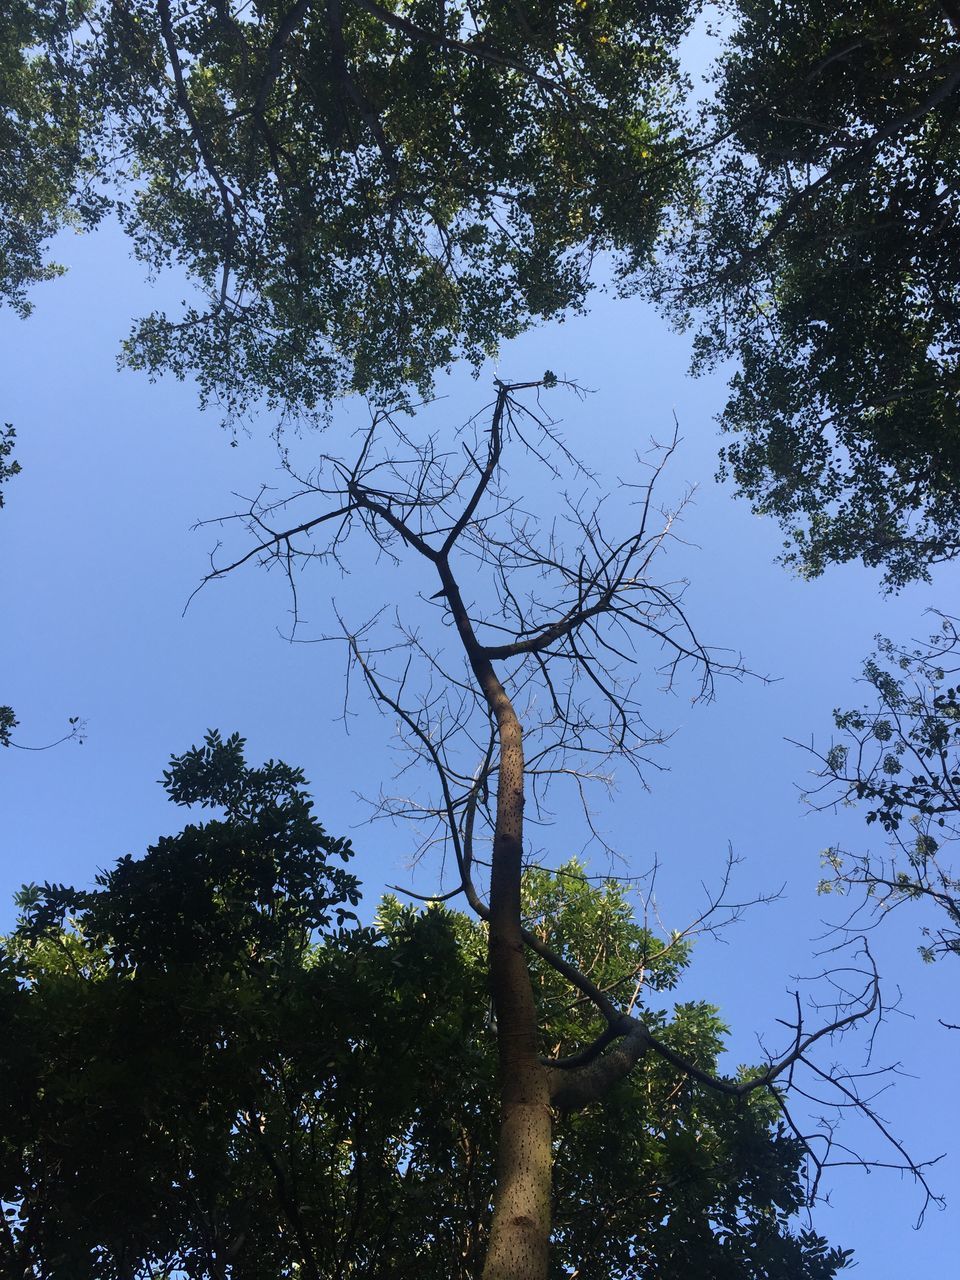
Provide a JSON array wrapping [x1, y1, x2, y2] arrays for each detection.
[[2, 0, 699, 415], [809, 615, 960, 964], [663, 1, 960, 586], [2, 732, 851, 1279], [1, 10, 952, 1271], [0, 1, 99, 314], [7, 2, 960, 583]]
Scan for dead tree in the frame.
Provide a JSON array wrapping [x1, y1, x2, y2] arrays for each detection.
[[197, 380, 938, 1280]]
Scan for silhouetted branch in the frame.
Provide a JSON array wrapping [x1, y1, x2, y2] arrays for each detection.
[[193, 379, 934, 1212]]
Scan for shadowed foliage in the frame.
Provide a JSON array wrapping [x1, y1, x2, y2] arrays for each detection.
[[1, 0, 699, 414], [659, 1, 960, 586], [1, 734, 850, 1278]]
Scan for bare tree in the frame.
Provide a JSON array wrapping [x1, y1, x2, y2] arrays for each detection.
[[197, 380, 937, 1280]]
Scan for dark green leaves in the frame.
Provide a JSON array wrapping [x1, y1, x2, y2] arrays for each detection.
[[662, 1, 960, 586], [3, 808, 850, 1278], [812, 615, 960, 961], [0, 423, 19, 505], [18, 730, 359, 970], [8, 0, 699, 415]]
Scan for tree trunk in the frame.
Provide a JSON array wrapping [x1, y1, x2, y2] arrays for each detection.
[[481, 681, 552, 1280], [482, 1051, 552, 1280], [438, 558, 553, 1280]]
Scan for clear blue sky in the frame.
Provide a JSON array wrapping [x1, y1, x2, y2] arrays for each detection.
[[2, 214, 958, 1271]]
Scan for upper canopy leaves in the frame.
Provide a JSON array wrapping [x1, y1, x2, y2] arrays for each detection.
[[9, 2, 957, 584], [661, 1, 960, 586], [0, 1, 106, 314], [4, 0, 698, 415]]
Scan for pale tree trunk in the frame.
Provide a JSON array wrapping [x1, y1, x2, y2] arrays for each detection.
[[436, 522, 564, 1280], [479, 678, 552, 1280], [442, 551, 554, 1280]]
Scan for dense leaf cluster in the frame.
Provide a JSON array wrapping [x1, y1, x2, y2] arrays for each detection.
[[17, 730, 360, 964], [0, 1, 110, 315], [2, 0, 697, 414], [660, 1, 960, 585], [6, 4, 960, 585], [2, 736, 850, 1278]]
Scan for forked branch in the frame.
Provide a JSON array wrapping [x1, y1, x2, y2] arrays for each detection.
[[193, 379, 936, 1220]]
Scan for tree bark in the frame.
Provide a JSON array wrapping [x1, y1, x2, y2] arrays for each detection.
[[436, 554, 553, 1280], [481, 680, 552, 1280]]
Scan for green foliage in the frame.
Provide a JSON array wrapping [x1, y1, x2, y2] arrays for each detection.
[[17, 729, 360, 967], [0, 705, 16, 747], [6, 0, 698, 414], [10, 2, 960, 582], [1, 751, 850, 1278], [0, 423, 20, 504], [661, 0, 960, 586], [812, 615, 960, 961], [0, 2, 107, 316]]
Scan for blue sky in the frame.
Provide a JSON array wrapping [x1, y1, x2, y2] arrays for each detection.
[[2, 216, 958, 1271]]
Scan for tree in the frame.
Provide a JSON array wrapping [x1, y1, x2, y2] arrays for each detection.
[[11, 3, 960, 581], [659, 0, 960, 587], [0, 9, 944, 1267], [3, 733, 852, 1279], [804, 614, 960, 965], [3, 0, 700, 415], [193, 379, 931, 1280], [1, 731, 358, 1278], [0, 1, 102, 316]]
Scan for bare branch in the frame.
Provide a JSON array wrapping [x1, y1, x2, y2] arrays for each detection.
[[192, 378, 933, 1220]]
